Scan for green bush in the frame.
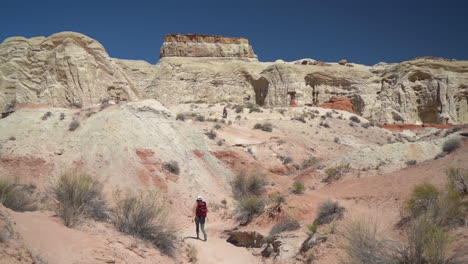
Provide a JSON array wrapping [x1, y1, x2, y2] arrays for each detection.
[[207, 130, 217, 140], [51, 171, 107, 227], [307, 222, 318, 236], [69, 120, 80, 131], [302, 157, 318, 169], [292, 181, 306, 194], [349, 116, 361, 123], [176, 113, 185, 121], [407, 183, 440, 218], [0, 179, 36, 212], [322, 164, 351, 184], [112, 190, 176, 256], [315, 199, 344, 225], [253, 123, 273, 132], [282, 156, 293, 165], [442, 138, 461, 153], [234, 196, 265, 224], [163, 161, 180, 175], [234, 105, 244, 113], [271, 193, 285, 207], [269, 218, 300, 236], [447, 168, 468, 195], [232, 171, 267, 199]]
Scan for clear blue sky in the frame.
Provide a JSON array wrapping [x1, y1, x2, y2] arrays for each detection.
[[2, 0, 468, 65]]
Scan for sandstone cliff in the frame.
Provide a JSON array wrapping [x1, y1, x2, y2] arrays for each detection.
[[1, 32, 467, 124], [159, 34, 257, 59], [0, 32, 141, 112]]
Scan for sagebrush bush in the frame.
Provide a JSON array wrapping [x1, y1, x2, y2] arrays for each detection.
[[51, 171, 107, 227], [404, 216, 449, 264], [41, 111, 52, 121], [69, 120, 80, 131], [0, 179, 36, 212], [207, 130, 217, 139], [163, 161, 180, 175], [349, 116, 361, 123], [271, 193, 285, 206], [176, 113, 185, 121], [282, 156, 293, 165], [253, 122, 273, 132], [447, 168, 468, 195], [292, 181, 306, 194], [361, 123, 371, 129], [302, 157, 318, 169], [232, 171, 267, 199], [195, 115, 205, 122], [269, 218, 300, 236], [342, 220, 400, 264], [307, 222, 318, 235], [234, 196, 265, 224], [442, 138, 461, 153], [322, 164, 351, 184], [234, 105, 244, 113], [407, 183, 440, 218], [315, 199, 344, 225], [406, 160, 417, 166], [112, 190, 176, 256], [214, 124, 222, 130]]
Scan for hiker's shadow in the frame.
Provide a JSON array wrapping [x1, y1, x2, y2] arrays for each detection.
[[182, 236, 199, 242]]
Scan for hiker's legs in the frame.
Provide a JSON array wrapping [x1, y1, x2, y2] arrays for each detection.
[[200, 218, 207, 241], [195, 217, 200, 238]]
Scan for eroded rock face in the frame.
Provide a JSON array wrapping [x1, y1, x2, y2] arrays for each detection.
[[0, 32, 144, 112], [1, 31, 467, 124], [159, 34, 257, 59]]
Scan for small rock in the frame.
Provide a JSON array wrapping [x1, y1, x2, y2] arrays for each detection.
[[338, 59, 348, 65]]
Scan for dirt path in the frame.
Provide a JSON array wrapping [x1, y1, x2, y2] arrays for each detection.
[[182, 221, 259, 264]]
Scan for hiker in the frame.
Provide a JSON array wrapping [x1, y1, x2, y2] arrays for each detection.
[[193, 195, 208, 241], [222, 107, 228, 118]]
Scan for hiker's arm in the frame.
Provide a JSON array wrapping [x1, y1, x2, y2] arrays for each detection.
[[192, 204, 197, 217]]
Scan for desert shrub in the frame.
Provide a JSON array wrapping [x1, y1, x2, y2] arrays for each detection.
[[361, 123, 371, 129], [292, 115, 306, 123], [307, 222, 318, 236], [282, 156, 293, 165], [322, 164, 351, 184], [349, 116, 361, 123], [444, 126, 462, 137], [271, 193, 285, 206], [349, 122, 356, 127], [292, 181, 306, 194], [69, 102, 82, 108], [217, 140, 224, 146], [234, 196, 265, 224], [404, 216, 450, 264], [302, 157, 318, 169], [315, 199, 344, 225], [235, 115, 242, 120], [407, 183, 440, 218], [0, 179, 36, 212], [9, 136, 15, 141], [221, 198, 228, 208], [176, 113, 185, 121], [195, 115, 205, 122], [277, 109, 286, 115], [60, 113, 65, 120], [406, 160, 417, 166], [112, 190, 176, 256], [234, 105, 244, 113], [69, 120, 80, 131], [207, 130, 217, 139], [163, 161, 180, 175], [442, 138, 461, 153], [447, 168, 468, 195], [321, 122, 330, 128], [292, 163, 300, 170], [269, 218, 300, 236], [253, 122, 273, 132], [249, 107, 261, 113], [214, 124, 222, 130], [334, 137, 340, 143], [341, 220, 400, 264], [326, 112, 333, 118], [232, 171, 267, 199], [277, 139, 287, 145], [430, 188, 466, 227], [41, 111, 52, 120], [51, 171, 107, 227]]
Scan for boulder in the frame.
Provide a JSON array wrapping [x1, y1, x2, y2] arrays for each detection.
[[226, 231, 265, 248], [338, 59, 348, 65]]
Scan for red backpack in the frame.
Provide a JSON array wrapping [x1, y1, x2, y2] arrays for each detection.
[[196, 201, 208, 218]]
